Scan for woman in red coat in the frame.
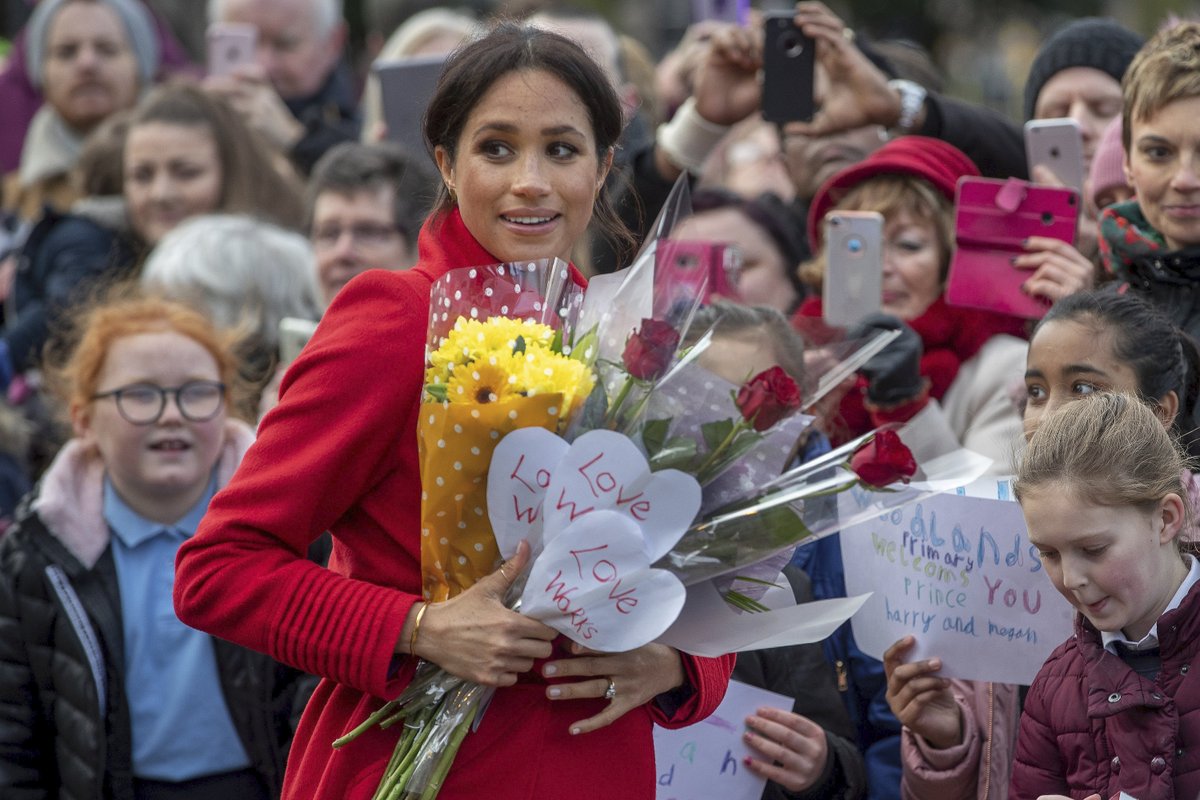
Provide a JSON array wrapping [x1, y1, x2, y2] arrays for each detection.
[[172, 23, 733, 800]]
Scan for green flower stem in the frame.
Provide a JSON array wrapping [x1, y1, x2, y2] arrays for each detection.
[[603, 374, 635, 429], [334, 700, 399, 748], [382, 706, 438, 800], [417, 702, 480, 800], [695, 418, 752, 485]]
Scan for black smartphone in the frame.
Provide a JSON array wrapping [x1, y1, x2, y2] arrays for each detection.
[[761, 11, 815, 124]]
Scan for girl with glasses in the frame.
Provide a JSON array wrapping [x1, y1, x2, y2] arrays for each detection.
[[0, 293, 305, 798]]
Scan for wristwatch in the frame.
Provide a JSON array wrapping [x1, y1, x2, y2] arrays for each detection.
[[888, 79, 927, 135]]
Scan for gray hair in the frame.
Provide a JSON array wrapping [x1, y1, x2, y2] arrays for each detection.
[[26, 0, 160, 89], [141, 214, 323, 351], [208, 0, 343, 39], [687, 301, 808, 387]]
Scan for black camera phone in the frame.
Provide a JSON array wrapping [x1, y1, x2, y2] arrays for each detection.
[[761, 12, 815, 124]]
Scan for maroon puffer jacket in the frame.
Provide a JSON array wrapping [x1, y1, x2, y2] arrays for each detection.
[[1009, 581, 1200, 799]]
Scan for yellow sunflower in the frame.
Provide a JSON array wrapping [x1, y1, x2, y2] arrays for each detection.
[[445, 359, 521, 405], [518, 348, 595, 417]]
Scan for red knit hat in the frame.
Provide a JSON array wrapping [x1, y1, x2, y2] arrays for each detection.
[[807, 136, 981, 247]]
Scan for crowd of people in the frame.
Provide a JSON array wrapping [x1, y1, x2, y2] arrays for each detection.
[[0, 1, 1199, 799]]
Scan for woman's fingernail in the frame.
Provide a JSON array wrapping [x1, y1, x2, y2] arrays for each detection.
[[543, 664, 558, 676], [547, 687, 561, 698], [570, 726, 581, 735], [743, 756, 754, 767]]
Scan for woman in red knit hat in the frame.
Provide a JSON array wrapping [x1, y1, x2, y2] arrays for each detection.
[[795, 135, 1090, 469]]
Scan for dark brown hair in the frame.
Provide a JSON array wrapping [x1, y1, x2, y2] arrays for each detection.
[[423, 22, 634, 256]]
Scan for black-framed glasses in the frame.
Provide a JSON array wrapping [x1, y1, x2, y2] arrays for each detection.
[[90, 381, 227, 425]]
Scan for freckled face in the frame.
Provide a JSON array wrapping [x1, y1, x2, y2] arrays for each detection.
[[1022, 483, 1187, 641]]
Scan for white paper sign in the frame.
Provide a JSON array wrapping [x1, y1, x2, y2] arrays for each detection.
[[520, 510, 686, 651], [542, 429, 700, 561], [653, 680, 790, 800], [657, 580, 870, 657], [840, 479, 1075, 684], [487, 427, 569, 558]]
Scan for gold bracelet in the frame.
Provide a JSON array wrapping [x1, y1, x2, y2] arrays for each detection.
[[409, 602, 429, 656]]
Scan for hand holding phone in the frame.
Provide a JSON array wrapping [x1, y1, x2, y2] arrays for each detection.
[[761, 12, 815, 124], [1024, 118, 1085, 196], [946, 176, 1080, 319], [822, 211, 883, 328], [207, 23, 258, 77]]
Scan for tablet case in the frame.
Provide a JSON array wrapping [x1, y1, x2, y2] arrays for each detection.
[[946, 176, 1080, 320]]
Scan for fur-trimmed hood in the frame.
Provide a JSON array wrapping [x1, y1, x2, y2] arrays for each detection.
[[30, 418, 254, 569]]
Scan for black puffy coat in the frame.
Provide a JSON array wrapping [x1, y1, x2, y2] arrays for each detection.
[[0, 431, 303, 799]]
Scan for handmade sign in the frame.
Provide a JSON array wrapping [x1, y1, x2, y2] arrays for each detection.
[[520, 510, 687, 650], [489, 428, 700, 561], [840, 479, 1074, 684], [653, 679, 790, 800]]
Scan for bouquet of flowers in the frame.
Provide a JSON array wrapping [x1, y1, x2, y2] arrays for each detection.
[[335, 182, 988, 800]]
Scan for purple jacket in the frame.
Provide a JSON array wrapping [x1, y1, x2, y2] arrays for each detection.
[[1009, 580, 1200, 800]]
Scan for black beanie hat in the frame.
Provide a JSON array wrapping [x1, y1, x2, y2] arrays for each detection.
[[1023, 17, 1144, 121]]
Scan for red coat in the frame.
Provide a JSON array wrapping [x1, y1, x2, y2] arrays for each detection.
[[174, 209, 734, 800], [1009, 581, 1200, 800]]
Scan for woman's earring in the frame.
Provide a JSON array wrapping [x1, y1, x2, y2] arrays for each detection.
[[447, 184, 457, 204]]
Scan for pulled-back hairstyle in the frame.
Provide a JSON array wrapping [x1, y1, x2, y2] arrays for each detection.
[[1121, 22, 1200, 152], [1015, 393, 1187, 518], [423, 22, 633, 256], [47, 287, 248, 422], [1034, 289, 1200, 458]]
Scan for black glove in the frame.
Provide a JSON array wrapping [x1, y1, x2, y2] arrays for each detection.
[[847, 313, 924, 405]]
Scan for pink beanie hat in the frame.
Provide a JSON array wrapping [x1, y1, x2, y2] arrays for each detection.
[[1088, 116, 1129, 209]]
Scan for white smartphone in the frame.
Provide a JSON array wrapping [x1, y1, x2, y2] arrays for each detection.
[[822, 211, 883, 328], [278, 317, 319, 367], [373, 55, 446, 164], [207, 23, 257, 77], [1024, 118, 1085, 196]]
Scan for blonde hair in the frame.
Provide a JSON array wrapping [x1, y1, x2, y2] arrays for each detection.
[[1015, 393, 1187, 518], [799, 174, 953, 289], [1121, 22, 1200, 152]]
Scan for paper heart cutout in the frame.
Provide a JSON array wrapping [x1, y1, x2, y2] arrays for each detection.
[[487, 427, 571, 559], [520, 510, 686, 652], [542, 429, 700, 562]]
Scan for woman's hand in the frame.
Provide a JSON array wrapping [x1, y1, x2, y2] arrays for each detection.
[[408, 541, 557, 687], [742, 707, 831, 793], [1013, 236, 1095, 303], [541, 641, 686, 735], [883, 636, 963, 749]]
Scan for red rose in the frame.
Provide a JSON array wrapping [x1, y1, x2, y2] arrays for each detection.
[[851, 430, 917, 487], [622, 318, 680, 380], [735, 366, 802, 432]]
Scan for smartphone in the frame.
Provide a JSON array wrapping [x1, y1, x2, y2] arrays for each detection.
[[206, 22, 257, 77], [1024, 118, 1085, 196], [946, 176, 1080, 319], [761, 12, 815, 124], [691, 0, 748, 25], [278, 317, 319, 367], [822, 211, 883, 328], [373, 55, 446, 166], [654, 239, 742, 318]]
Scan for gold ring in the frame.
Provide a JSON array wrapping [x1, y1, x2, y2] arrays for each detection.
[[498, 564, 511, 582], [842, 27, 856, 42], [603, 678, 617, 701]]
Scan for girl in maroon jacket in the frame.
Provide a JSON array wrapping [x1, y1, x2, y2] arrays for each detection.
[[173, 23, 733, 800], [1010, 392, 1200, 800]]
